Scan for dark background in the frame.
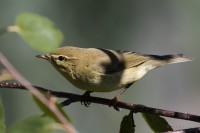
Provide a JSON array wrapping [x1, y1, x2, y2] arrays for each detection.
[[0, 1, 199, 133]]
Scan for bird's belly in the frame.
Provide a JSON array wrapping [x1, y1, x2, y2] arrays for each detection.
[[68, 73, 122, 92], [64, 67, 148, 92], [121, 66, 148, 83]]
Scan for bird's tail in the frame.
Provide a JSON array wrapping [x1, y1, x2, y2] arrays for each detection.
[[147, 54, 192, 67]]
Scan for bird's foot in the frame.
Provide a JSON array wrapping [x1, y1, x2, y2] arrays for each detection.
[[109, 96, 121, 111], [81, 91, 92, 107]]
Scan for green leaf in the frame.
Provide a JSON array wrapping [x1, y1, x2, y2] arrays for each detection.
[[8, 116, 53, 133], [0, 97, 5, 133], [15, 12, 64, 52], [120, 111, 135, 133], [33, 95, 72, 123], [142, 113, 173, 133]]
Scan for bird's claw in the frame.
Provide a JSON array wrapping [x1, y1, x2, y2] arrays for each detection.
[[109, 96, 121, 111], [81, 100, 91, 107], [81, 91, 92, 107]]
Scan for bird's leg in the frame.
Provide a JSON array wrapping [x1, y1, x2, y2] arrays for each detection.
[[81, 91, 93, 107], [109, 83, 133, 111]]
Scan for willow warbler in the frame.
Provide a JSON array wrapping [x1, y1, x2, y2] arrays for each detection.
[[36, 46, 191, 109]]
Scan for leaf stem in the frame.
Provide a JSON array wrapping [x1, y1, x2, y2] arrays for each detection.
[[7, 25, 20, 33]]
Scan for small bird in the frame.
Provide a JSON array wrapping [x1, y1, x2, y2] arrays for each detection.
[[36, 46, 191, 110]]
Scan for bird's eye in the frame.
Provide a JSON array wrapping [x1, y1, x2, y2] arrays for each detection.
[[58, 56, 65, 61]]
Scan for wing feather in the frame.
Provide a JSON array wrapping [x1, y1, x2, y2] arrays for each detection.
[[90, 48, 149, 74]]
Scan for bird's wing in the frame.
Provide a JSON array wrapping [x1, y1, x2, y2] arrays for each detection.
[[89, 48, 150, 74], [117, 50, 150, 67]]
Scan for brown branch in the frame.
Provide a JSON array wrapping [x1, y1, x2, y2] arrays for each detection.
[[162, 127, 200, 133], [0, 82, 200, 123]]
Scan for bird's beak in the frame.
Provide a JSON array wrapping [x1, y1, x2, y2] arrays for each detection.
[[36, 54, 50, 60]]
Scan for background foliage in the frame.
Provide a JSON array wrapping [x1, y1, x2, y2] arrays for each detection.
[[0, 1, 199, 133]]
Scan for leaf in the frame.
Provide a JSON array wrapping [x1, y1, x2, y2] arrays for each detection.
[[120, 111, 135, 133], [0, 97, 5, 133], [142, 113, 173, 133], [0, 69, 14, 81], [15, 12, 64, 52], [8, 116, 53, 133], [33, 95, 72, 123]]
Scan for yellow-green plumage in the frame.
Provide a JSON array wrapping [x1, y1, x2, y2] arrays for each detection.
[[37, 46, 191, 93]]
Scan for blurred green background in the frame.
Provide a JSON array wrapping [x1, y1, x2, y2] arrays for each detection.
[[0, 0, 199, 133]]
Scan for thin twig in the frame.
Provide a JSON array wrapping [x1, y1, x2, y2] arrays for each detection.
[[0, 82, 200, 123], [161, 127, 200, 133], [0, 52, 78, 133]]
